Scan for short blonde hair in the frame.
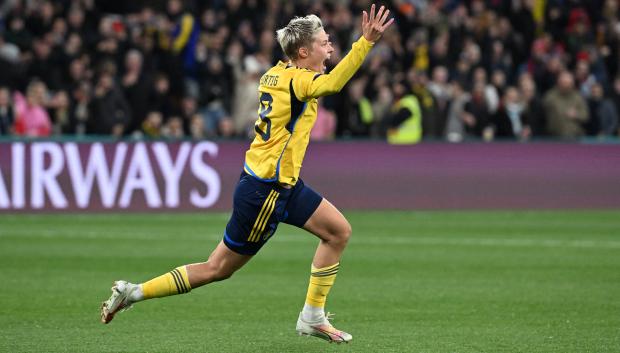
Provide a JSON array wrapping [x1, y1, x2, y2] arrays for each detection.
[[276, 14, 323, 60]]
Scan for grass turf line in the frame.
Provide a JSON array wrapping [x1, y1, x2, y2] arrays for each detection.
[[0, 210, 619, 353]]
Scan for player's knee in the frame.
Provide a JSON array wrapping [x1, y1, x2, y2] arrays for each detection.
[[214, 271, 233, 281], [342, 222, 352, 242], [208, 260, 235, 281], [333, 221, 352, 246], [215, 264, 236, 281]]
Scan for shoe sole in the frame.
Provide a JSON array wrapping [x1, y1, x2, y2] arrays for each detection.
[[296, 328, 350, 343], [100, 282, 126, 324]]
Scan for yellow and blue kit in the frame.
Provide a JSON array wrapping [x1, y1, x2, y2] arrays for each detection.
[[224, 36, 374, 255]]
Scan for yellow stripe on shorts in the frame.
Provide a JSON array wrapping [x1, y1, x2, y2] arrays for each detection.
[[254, 191, 279, 241], [248, 190, 279, 242]]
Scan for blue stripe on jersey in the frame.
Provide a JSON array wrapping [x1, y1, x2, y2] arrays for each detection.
[[244, 162, 278, 182], [286, 81, 307, 133], [275, 81, 307, 180], [244, 80, 307, 184]]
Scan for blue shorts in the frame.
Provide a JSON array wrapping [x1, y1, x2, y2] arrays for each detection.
[[223, 172, 323, 255]]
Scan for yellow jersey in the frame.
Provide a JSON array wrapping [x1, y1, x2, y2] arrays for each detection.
[[244, 36, 374, 185]]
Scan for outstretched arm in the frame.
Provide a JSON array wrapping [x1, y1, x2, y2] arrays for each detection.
[[294, 4, 394, 100]]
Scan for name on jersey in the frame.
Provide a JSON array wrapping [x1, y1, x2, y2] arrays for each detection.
[[260, 74, 279, 87]]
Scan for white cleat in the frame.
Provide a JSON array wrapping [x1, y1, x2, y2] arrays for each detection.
[[100, 280, 138, 324], [296, 312, 353, 343]]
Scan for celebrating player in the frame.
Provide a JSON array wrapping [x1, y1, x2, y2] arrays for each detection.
[[101, 4, 393, 344]]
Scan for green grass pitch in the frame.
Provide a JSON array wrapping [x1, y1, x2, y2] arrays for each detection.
[[1, 210, 619, 352]]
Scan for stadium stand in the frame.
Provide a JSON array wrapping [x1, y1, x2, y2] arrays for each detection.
[[0, 0, 618, 141]]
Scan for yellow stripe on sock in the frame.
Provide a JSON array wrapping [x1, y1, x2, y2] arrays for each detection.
[[306, 262, 340, 308], [170, 269, 183, 293], [141, 266, 192, 299], [312, 263, 340, 273], [312, 268, 340, 277], [171, 269, 187, 293], [174, 266, 192, 292]]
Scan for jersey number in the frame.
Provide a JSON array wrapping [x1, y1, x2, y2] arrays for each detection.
[[255, 92, 273, 141]]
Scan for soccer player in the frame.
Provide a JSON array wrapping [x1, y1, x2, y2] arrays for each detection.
[[101, 4, 393, 343]]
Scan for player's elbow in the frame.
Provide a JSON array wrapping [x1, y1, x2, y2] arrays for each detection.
[[325, 85, 344, 95]]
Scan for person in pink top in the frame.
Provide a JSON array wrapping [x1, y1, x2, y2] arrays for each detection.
[[13, 80, 52, 137], [311, 101, 336, 141]]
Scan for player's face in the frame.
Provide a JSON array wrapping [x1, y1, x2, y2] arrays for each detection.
[[308, 29, 333, 73]]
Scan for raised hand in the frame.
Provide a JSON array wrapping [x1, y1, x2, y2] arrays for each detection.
[[362, 4, 394, 43]]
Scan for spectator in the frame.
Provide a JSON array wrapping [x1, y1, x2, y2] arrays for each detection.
[[198, 44, 233, 112], [485, 40, 512, 78], [462, 82, 492, 139], [445, 80, 471, 143], [26, 0, 55, 37], [0, 1, 619, 142], [162, 115, 185, 139], [64, 58, 89, 93], [587, 82, 618, 137], [158, 0, 200, 95], [148, 73, 175, 119], [565, 8, 593, 59], [490, 69, 508, 98], [471, 67, 499, 114], [491, 86, 531, 141], [427, 66, 452, 138], [574, 59, 597, 98], [69, 81, 91, 136], [59, 34, 86, 85], [344, 77, 373, 137], [610, 76, 620, 135], [5, 16, 32, 51], [180, 95, 198, 126], [189, 113, 205, 140], [66, 6, 87, 34], [385, 82, 423, 144], [26, 38, 61, 90], [539, 54, 566, 94], [519, 72, 547, 137], [48, 90, 71, 134], [13, 79, 52, 137], [121, 49, 152, 133], [0, 87, 15, 135], [409, 69, 441, 139], [217, 116, 236, 138], [543, 71, 589, 138], [141, 111, 163, 138], [0, 34, 21, 87], [370, 83, 394, 138], [93, 16, 126, 76], [311, 101, 336, 141], [88, 71, 131, 137], [231, 55, 263, 137]]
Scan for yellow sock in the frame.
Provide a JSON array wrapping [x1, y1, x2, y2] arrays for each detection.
[[305, 262, 339, 308], [141, 266, 192, 299]]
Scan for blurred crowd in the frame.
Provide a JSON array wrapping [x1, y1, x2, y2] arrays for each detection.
[[0, 0, 619, 142]]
